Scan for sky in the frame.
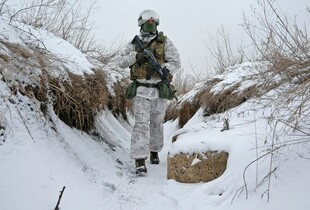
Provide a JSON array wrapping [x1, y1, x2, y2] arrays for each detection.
[[6, 0, 309, 76], [1, 14, 310, 210], [90, 0, 310, 76]]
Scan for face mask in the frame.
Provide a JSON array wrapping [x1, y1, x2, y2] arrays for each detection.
[[142, 22, 157, 33]]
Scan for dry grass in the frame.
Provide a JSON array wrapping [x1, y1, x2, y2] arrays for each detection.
[[165, 80, 260, 128], [164, 101, 179, 122], [107, 79, 132, 121], [198, 85, 256, 116], [50, 71, 107, 131], [5, 62, 131, 133], [0, 37, 130, 133], [26, 70, 109, 132], [178, 101, 200, 128]]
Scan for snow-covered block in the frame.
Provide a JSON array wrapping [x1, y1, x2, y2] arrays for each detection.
[[167, 151, 228, 183]]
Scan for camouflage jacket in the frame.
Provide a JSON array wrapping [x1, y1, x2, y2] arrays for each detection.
[[118, 31, 181, 99]]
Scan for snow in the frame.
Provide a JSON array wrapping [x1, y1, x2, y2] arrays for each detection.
[[14, 21, 94, 76], [1, 16, 310, 210], [0, 18, 23, 44]]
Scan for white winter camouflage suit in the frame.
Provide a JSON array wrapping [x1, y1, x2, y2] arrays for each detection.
[[118, 32, 181, 159]]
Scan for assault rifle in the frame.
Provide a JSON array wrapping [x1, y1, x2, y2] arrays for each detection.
[[132, 35, 178, 101]]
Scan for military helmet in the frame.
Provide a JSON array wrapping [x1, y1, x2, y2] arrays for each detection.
[[138, 10, 160, 27]]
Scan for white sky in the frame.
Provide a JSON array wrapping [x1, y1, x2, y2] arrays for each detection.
[[7, 0, 310, 76], [91, 0, 309, 76]]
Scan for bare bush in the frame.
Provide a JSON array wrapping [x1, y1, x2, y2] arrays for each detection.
[[242, 0, 310, 134], [239, 0, 310, 200], [0, 0, 9, 15], [173, 68, 196, 96], [7, 0, 103, 54], [107, 79, 132, 121], [40, 70, 108, 132], [205, 26, 246, 73], [242, 0, 310, 64]]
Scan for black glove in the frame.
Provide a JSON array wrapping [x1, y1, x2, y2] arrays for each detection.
[[136, 52, 148, 64], [146, 64, 155, 75], [162, 67, 173, 82]]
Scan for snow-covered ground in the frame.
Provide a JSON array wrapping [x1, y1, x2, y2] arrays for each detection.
[[1, 92, 309, 210], [0, 16, 310, 210]]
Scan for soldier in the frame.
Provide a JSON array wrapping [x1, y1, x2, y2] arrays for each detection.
[[118, 9, 181, 174]]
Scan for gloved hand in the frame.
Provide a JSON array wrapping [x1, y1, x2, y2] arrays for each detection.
[[136, 52, 148, 64], [146, 64, 155, 75], [162, 67, 173, 82]]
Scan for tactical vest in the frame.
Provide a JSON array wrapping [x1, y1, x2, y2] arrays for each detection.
[[130, 31, 166, 80]]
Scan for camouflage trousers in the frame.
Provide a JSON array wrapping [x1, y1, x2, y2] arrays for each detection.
[[131, 96, 167, 159]]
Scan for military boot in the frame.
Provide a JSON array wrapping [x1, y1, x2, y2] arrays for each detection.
[[135, 159, 147, 174], [150, 151, 159, 164]]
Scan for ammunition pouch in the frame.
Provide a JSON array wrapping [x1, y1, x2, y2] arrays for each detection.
[[125, 80, 176, 100], [157, 81, 176, 100], [125, 80, 138, 99]]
